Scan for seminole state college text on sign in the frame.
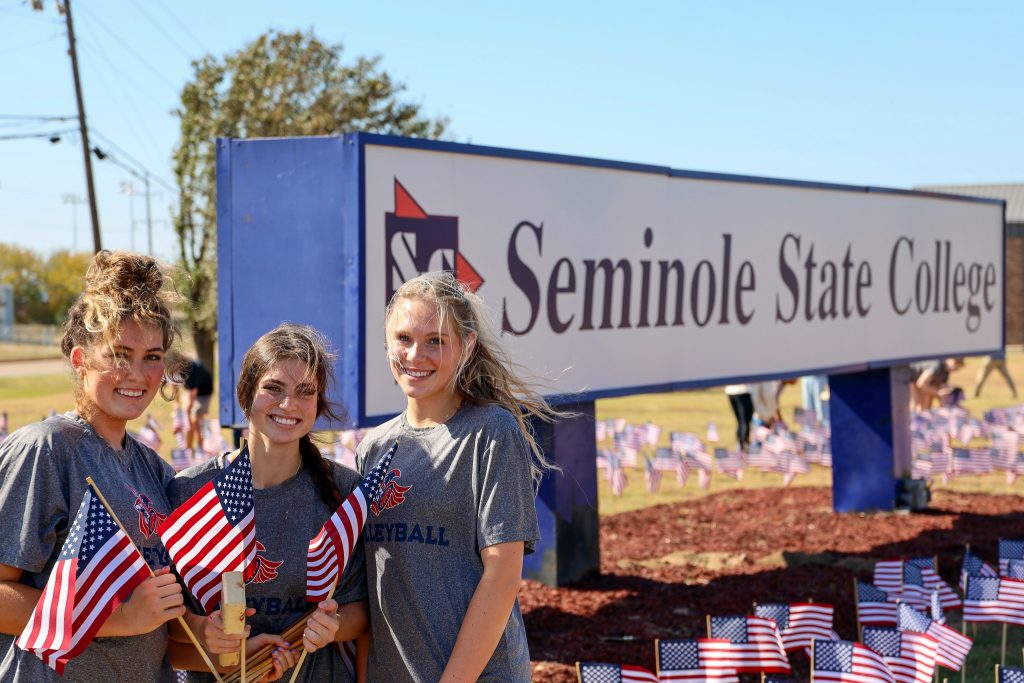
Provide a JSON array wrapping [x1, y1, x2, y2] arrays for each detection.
[[361, 138, 1003, 419]]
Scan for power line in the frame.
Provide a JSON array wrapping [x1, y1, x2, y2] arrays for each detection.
[[0, 128, 76, 141], [151, 0, 210, 55], [89, 127, 176, 194], [0, 31, 63, 56], [126, 0, 193, 61], [73, 1, 179, 91], [0, 114, 77, 121], [74, 38, 165, 162]]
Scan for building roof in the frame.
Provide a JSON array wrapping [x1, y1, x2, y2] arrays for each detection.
[[915, 183, 1024, 223]]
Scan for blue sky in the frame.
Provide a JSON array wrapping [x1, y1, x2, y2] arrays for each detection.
[[1, 0, 1021, 259]]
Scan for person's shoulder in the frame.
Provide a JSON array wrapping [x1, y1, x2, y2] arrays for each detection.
[[168, 454, 225, 500], [0, 414, 88, 463], [326, 458, 361, 491], [127, 434, 175, 477], [361, 415, 405, 446], [463, 402, 522, 434]]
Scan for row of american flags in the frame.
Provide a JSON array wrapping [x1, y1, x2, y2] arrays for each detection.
[[596, 400, 1024, 497], [578, 544, 1024, 683], [596, 411, 832, 495], [15, 441, 399, 674]]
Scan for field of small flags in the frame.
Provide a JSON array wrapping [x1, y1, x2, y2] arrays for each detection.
[[556, 510, 1024, 683]]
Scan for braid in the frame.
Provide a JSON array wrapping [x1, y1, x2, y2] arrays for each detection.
[[299, 435, 343, 508]]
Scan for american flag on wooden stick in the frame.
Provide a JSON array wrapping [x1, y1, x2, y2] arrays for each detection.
[[812, 639, 895, 683], [159, 447, 256, 614], [862, 626, 938, 683], [656, 638, 738, 682], [708, 615, 790, 674], [897, 602, 971, 672], [16, 490, 150, 674], [577, 661, 658, 683], [906, 557, 960, 610], [856, 580, 898, 626], [307, 441, 398, 601], [754, 602, 838, 654], [963, 574, 1024, 625], [999, 538, 1024, 576]]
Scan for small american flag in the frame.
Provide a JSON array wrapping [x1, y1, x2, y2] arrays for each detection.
[[159, 447, 256, 614], [708, 615, 790, 673], [999, 538, 1024, 576], [577, 661, 659, 683], [951, 447, 991, 476], [963, 574, 1024, 625], [656, 638, 738, 682], [16, 490, 150, 673], [641, 454, 662, 494], [307, 441, 397, 601], [897, 602, 971, 672], [906, 557, 960, 610], [609, 452, 628, 496], [713, 448, 743, 479], [857, 580, 898, 626], [812, 639, 895, 683], [960, 546, 998, 592], [754, 602, 838, 653], [706, 422, 719, 443], [1008, 560, 1024, 580], [874, 559, 903, 594], [172, 408, 188, 449], [645, 422, 662, 448], [999, 665, 1024, 683], [862, 626, 938, 683], [596, 421, 607, 442], [899, 563, 931, 610]]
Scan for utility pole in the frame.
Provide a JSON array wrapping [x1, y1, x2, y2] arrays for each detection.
[[62, 0, 102, 252]]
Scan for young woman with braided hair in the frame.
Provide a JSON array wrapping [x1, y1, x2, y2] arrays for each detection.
[[0, 250, 187, 681], [356, 270, 560, 682], [169, 323, 368, 682]]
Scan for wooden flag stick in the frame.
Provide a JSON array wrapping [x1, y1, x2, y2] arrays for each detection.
[[810, 639, 816, 683], [85, 477, 226, 683], [225, 609, 312, 683], [706, 614, 711, 639], [287, 579, 338, 683], [1002, 623, 1008, 667], [852, 577, 863, 642], [218, 572, 246, 681]]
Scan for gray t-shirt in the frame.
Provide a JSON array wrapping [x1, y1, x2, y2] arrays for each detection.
[[168, 454, 368, 683], [356, 403, 540, 683], [0, 413, 177, 683]]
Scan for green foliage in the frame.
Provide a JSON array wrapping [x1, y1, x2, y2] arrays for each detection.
[[0, 244, 92, 324], [172, 29, 449, 367], [0, 244, 46, 323]]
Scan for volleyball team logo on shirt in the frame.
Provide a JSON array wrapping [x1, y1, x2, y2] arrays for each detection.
[[127, 486, 166, 539], [370, 468, 412, 516], [385, 179, 484, 304], [244, 540, 283, 585]]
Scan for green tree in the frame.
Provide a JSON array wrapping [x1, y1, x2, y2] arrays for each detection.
[[41, 250, 93, 324], [0, 244, 47, 323], [173, 29, 448, 368]]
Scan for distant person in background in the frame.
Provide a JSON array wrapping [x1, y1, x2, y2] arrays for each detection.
[[909, 357, 963, 411], [751, 380, 795, 429], [801, 374, 830, 426], [973, 351, 1018, 400], [178, 356, 213, 451], [724, 384, 753, 452]]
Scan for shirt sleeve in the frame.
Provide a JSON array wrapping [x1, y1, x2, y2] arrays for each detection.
[[476, 413, 541, 555], [0, 429, 69, 573]]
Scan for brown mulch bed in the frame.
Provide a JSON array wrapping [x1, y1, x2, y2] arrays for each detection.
[[524, 486, 1024, 682]]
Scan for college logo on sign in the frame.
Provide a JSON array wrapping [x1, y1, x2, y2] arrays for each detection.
[[385, 179, 484, 303]]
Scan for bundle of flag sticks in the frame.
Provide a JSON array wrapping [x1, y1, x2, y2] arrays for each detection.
[[221, 608, 315, 683]]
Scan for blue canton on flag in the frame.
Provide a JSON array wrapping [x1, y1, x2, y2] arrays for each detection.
[[755, 603, 790, 631], [1000, 666, 1024, 683]]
